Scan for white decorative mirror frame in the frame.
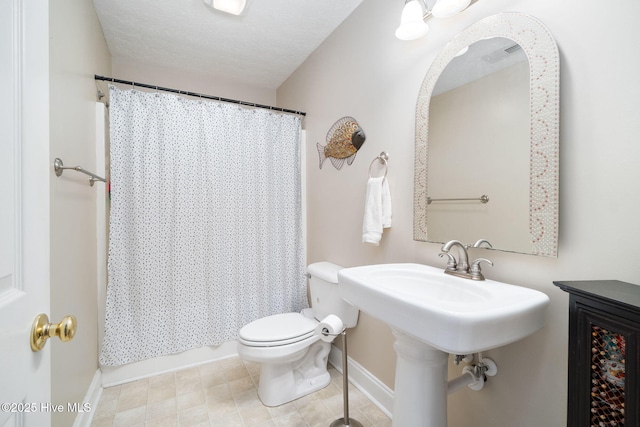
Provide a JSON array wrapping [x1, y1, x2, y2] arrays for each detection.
[[414, 12, 559, 257]]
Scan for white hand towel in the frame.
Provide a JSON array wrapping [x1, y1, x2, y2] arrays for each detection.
[[382, 177, 392, 228], [362, 176, 384, 245]]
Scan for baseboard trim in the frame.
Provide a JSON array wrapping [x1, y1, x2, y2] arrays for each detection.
[[328, 344, 394, 419], [100, 341, 238, 387], [73, 369, 102, 427]]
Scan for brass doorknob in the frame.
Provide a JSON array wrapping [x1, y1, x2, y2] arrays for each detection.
[[30, 314, 77, 352]]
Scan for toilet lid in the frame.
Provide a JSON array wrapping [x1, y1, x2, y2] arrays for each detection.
[[239, 313, 317, 345]]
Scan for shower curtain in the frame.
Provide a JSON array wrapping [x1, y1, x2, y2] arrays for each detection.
[[100, 86, 306, 366]]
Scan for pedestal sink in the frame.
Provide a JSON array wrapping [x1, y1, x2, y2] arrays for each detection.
[[337, 263, 549, 427]]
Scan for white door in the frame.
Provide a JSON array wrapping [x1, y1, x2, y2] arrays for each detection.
[[0, 0, 51, 426]]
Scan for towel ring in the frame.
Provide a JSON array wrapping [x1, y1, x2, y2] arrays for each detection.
[[368, 151, 389, 180]]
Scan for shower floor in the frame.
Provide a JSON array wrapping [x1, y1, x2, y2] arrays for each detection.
[[90, 356, 391, 426]]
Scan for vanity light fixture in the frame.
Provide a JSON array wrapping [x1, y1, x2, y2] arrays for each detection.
[[203, 0, 247, 16], [395, 0, 430, 41], [454, 46, 469, 57], [431, 0, 472, 18], [396, 0, 478, 41]]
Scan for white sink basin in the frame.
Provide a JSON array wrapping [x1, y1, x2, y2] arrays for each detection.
[[338, 263, 549, 354]]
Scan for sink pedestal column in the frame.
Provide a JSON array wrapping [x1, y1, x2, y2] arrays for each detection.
[[392, 330, 449, 427]]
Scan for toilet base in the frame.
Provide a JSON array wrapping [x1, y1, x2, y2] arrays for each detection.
[[256, 341, 332, 406], [259, 369, 331, 407]]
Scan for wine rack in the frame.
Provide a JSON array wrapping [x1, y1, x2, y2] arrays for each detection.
[[554, 280, 639, 427], [590, 325, 625, 425]]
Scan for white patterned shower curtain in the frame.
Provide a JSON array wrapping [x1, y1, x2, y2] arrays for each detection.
[[100, 86, 307, 366]]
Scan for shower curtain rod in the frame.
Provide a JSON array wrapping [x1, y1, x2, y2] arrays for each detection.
[[94, 75, 307, 117]]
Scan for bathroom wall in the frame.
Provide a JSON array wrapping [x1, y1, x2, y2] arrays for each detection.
[[278, 0, 640, 426], [49, 0, 111, 426]]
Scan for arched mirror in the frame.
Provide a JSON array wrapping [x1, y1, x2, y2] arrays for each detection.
[[413, 13, 559, 256]]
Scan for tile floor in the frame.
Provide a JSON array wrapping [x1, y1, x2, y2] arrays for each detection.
[[90, 356, 392, 427]]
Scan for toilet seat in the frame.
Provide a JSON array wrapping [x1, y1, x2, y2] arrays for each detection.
[[239, 313, 318, 347]]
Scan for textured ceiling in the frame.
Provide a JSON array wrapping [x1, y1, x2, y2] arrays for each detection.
[[93, 0, 363, 90], [433, 37, 528, 96]]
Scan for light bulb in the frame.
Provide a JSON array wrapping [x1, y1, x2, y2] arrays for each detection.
[[207, 0, 247, 15], [454, 46, 469, 57], [431, 0, 471, 19], [395, 0, 429, 41]]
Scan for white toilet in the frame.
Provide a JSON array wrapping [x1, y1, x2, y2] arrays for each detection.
[[237, 262, 359, 407]]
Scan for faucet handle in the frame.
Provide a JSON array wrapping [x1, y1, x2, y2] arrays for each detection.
[[470, 258, 493, 280], [439, 252, 457, 271], [472, 239, 493, 249]]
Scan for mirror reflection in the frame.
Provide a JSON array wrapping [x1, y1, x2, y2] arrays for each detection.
[[427, 37, 531, 253], [413, 13, 559, 257]]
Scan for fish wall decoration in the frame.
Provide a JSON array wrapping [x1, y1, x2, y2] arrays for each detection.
[[317, 116, 366, 169]]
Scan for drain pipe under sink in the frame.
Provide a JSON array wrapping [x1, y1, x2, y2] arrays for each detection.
[[448, 353, 498, 394]]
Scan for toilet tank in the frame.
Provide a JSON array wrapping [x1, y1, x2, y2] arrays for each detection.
[[307, 262, 359, 328]]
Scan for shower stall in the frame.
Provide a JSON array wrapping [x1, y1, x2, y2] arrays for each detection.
[[94, 84, 307, 385]]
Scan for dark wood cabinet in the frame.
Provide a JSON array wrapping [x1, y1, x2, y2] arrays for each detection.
[[554, 280, 640, 427]]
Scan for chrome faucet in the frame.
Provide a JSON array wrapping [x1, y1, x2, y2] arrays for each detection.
[[441, 240, 469, 272], [439, 240, 493, 281]]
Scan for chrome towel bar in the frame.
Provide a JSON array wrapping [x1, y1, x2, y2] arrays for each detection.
[[54, 158, 106, 187], [427, 195, 489, 205]]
